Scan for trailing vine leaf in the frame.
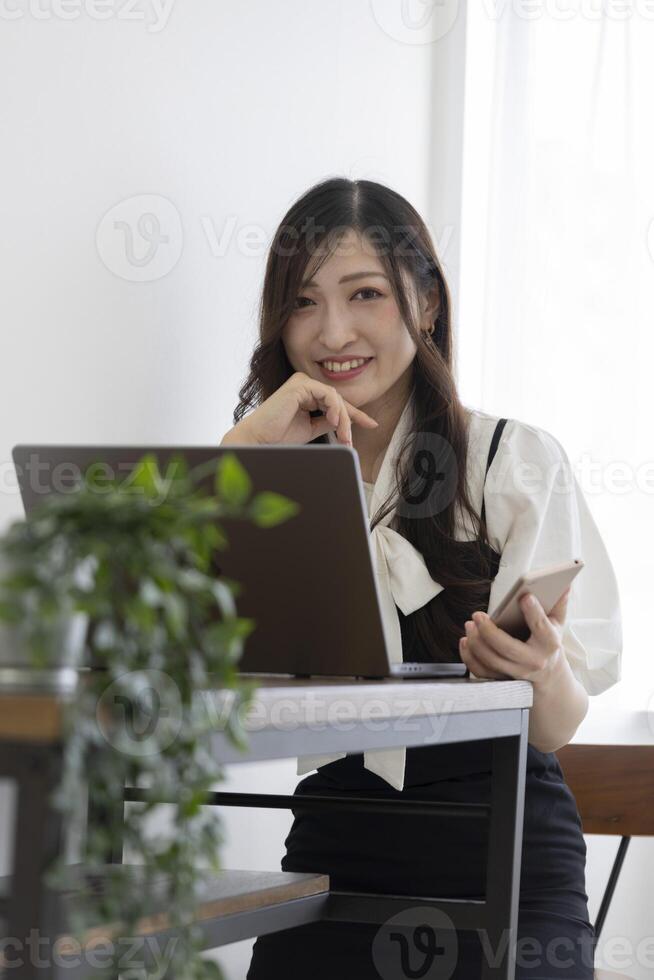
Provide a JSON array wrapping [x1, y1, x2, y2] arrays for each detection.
[[215, 452, 252, 507], [130, 453, 165, 500], [248, 491, 301, 528]]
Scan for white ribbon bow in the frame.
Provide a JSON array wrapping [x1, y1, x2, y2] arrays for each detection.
[[297, 392, 444, 791], [371, 523, 444, 667]]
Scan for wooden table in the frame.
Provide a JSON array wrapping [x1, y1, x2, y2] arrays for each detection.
[[0, 674, 533, 979]]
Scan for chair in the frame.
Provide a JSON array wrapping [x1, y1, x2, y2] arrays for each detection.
[[556, 743, 654, 980]]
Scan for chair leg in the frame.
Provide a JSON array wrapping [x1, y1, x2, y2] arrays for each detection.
[[594, 836, 630, 940]]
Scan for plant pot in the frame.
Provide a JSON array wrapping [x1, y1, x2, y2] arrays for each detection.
[[0, 551, 89, 694], [0, 607, 88, 693]]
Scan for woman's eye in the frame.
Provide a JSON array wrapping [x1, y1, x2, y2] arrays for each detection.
[[293, 288, 382, 310]]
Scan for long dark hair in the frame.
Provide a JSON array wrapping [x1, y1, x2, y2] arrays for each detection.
[[232, 177, 497, 662]]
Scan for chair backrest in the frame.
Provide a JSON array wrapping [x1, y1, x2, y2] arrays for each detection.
[[556, 744, 654, 836]]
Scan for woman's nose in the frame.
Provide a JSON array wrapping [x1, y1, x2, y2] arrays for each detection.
[[317, 308, 359, 345]]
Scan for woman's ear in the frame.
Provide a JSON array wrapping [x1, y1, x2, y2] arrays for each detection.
[[421, 286, 440, 325]]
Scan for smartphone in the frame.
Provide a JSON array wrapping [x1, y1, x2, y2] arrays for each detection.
[[488, 558, 584, 641]]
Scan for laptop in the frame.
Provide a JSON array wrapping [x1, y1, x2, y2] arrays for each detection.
[[12, 443, 467, 681]]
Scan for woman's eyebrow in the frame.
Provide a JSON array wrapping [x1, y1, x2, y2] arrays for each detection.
[[300, 271, 389, 288]]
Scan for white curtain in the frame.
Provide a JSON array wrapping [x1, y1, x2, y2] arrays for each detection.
[[457, 1, 654, 710]]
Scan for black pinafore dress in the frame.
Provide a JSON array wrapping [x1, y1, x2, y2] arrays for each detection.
[[247, 419, 597, 980]]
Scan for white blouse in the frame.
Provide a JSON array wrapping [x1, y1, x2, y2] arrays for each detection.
[[296, 395, 623, 791]]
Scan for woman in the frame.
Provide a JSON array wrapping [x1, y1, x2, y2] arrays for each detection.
[[220, 178, 622, 979]]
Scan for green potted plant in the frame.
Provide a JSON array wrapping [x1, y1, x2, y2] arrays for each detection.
[[0, 450, 300, 979]]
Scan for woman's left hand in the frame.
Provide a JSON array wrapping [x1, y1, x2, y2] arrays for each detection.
[[459, 588, 571, 686]]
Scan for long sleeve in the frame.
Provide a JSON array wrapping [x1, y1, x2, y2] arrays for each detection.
[[485, 420, 622, 696]]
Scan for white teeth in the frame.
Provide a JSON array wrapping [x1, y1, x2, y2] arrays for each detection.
[[323, 358, 368, 373]]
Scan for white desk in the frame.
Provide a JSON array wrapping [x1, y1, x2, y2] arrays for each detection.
[[1, 675, 534, 980]]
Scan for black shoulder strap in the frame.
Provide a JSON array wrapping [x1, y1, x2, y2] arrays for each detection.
[[480, 418, 509, 528]]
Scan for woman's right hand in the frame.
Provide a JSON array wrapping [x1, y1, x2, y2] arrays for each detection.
[[220, 372, 379, 447]]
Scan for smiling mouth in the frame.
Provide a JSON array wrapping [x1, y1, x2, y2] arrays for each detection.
[[317, 358, 374, 379], [317, 357, 373, 371], [317, 357, 374, 366]]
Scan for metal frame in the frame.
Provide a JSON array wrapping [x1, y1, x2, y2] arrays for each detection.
[[52, 893, 333, 979], [1, 700, 530, 980], [121, 707, 530, 980], [0, 740, 65, 980], [594, 835, 631, 939]]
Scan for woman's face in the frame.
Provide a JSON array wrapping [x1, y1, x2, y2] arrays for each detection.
[[281, 228, 420, 417]]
